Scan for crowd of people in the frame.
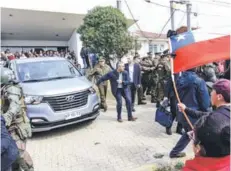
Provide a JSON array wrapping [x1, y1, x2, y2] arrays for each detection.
[[1, 49, 77, 63], [88, 51, 230, 170], [1, 30, 230, 171]]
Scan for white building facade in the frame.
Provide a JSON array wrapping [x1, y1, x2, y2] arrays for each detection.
[[1, 0, 167, 66], [1, 0, 135, 66], [132, 31, 168, 57], [1, 6, 85, 64]]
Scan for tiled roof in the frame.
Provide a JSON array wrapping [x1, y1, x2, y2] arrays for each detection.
[[133, 30, 167, 39]]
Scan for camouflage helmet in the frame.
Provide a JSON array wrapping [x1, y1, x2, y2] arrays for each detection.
[[0, 67, 15, 85]]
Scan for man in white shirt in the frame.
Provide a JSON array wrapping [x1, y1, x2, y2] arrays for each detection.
[[97, 62, 137, 122], [125, 56, 143, 112]]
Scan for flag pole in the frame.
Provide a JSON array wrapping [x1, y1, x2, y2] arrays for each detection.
[[170, 56, 194, 130]]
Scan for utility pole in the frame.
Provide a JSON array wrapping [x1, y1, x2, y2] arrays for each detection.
[[186, 1, 192, 31], [169, 0, 192, 31], [170, 1, 175, 30], [117, 0, 122, 11]]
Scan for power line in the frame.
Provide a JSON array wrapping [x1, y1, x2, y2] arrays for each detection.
[[213, 0, 231, 5], [177, 13, 186, 28], [153, 9, 176, 39], [124, 0, 150, 40], [145, 0, 231, 18], [144, 0, 170, 8], [124, 0, 176, 40], [193, 0, 230, 7]]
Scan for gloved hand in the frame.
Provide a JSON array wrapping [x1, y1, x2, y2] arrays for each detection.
[[160, 97, 169, 107]]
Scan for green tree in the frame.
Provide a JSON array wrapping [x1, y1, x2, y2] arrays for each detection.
[[77, 6, 133, 62]]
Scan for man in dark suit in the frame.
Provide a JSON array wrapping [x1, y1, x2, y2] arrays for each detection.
[[97, 62, 137, 122], [125, 56, 146, 112], [80, 44, 90, 69]]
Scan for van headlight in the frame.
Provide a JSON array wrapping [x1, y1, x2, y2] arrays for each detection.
[[24, 95, 43, 104], [88, 87, 96, 94]]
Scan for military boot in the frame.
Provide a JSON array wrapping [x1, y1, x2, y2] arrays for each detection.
[[103, 105, 108, 112], [151, 96, 157, 103], [156, 101, 161, 108], [166, 127, 172, 135]]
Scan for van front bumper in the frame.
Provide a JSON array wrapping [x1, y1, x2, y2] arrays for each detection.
[[31, 110, 100, 132]]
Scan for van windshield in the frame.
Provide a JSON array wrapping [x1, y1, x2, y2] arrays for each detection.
[[17, 60, 81, 82]]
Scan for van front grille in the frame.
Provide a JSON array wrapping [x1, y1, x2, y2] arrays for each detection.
[[43, 90, 89, 111]]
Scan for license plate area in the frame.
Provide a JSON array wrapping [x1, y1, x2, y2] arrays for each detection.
[[65, 111, 82, 120]]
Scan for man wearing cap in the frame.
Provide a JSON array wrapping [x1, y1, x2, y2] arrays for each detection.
[[169, 68, 210, 158], [89, 57, 111, 111], [182, 103, 230, 170], [140, 52, 156, 98], [178, 79, 230, 169], [154, 54, 171, 107], [149, 54, 160, 103], [178, 79, 230, 120]]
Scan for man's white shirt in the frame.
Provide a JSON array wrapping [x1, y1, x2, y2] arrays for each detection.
[[129, 63, 134, 83]]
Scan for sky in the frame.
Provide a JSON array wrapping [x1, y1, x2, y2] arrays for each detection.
[[1, 0, 231, 34], [121, 0, 231, 33]]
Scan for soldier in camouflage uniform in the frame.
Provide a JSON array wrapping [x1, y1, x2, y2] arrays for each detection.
[[140, 52, 155, 98], [197, 63, 218, 95], [155, 54, 171, 107], [88, 58, 111, 112], [199, 63, 218, 83], [134, 55, 147, 105], [149, 54, 161, 103], [1, 67, 34, 171]]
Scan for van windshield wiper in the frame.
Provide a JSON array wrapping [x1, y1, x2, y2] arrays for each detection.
[[23, 79, 44, 83], [45, 76, 75, 80], [22, 76, 74, 82]]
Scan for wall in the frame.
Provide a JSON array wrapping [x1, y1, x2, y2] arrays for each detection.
[[76, 33, 83, 67], [68, 30, 78, 59], [137, 39, 168, 57], [138, 40, 149, 57], [66, 31, 84, 66], [1, 40, 68, 47], [67, 31, 84, 67]]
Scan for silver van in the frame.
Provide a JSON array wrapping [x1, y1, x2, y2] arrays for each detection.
[[9, 57, 100, 132]]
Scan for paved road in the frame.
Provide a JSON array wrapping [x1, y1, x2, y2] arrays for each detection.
[[27, 99, 193, 171]]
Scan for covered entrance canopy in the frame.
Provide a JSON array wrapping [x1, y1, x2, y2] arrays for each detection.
[[1, 7, 86, 43], [1, 7, 135, 43]]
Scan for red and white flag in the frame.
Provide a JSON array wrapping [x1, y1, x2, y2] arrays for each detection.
[[169, 28, 230, 73]]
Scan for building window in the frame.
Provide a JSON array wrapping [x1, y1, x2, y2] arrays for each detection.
[[149, 44, 153, 53], [153, 45, 158, 53], [160, 44, 165, 51]]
